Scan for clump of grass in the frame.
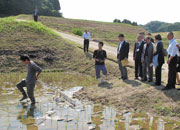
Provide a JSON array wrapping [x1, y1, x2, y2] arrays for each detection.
[[72, 28, 83, 36]]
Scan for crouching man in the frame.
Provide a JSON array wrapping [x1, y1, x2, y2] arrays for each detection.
[[16, 55, 42, 105], [93, 42, 107, 85]]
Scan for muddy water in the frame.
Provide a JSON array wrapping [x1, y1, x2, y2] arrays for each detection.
[[0, 77, 180, 129]]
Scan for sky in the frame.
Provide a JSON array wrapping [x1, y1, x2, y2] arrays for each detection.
[[59, 0, 180, 25]]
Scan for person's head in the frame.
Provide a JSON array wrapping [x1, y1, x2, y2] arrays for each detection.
[[98, 42, 104, 50], [118, 34, 125, 42], [167, 32, 174, 40], [20, 55, 30, 65], [137, 35, 143, 42], [154, 34, 162, 42], [35, 8, 38, 10], [147, 33, 152, 37], [146, 37, 152, 44], [139, 32, 145, 38], [85, 30, 88, 33]]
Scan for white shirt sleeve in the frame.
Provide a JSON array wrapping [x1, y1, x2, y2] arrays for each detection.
[[170, 42, 178, 56]]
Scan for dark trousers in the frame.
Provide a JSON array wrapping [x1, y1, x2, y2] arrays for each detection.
[[84, 39, 89, 52], [34, 15, 38, 22], [16, 80, 36, 103], [167, 56, 178, 88], [118, 59, 128, 79], [143, 58, 153, 81], [135, 59, 142, 78], [155, 64, 162, 85]]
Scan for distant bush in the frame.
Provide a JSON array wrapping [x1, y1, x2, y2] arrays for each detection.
[[72, 28, 83, 36], [113, 19, 138, 26]]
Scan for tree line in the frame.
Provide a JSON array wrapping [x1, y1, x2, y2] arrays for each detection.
[[141, 21, 180, 33], [0, 0, 62, 17], [113, 19, 138, 26]]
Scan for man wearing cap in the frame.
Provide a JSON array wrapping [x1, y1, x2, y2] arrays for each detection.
[[117, 34, 129, 80]]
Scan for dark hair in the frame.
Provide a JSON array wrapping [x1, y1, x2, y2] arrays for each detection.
[[146, 36, 152, 40], [155, 34, 162, 41], [20, 55, 30, 61], [139, 32, 145, 35], [99, 41, 104, 46], [169, 32, 174, 37], [118, 34, 125, 38], [147, 33, 152, 35]]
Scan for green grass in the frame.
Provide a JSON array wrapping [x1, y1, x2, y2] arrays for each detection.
[[0, 17, 58, 36]]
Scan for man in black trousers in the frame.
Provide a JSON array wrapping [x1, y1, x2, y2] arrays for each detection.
[[153, 34, 165, 86], [33, 8, 39, 22], [117, 34, 129, 80], [133, 35, 145, 80], [163, 32, 179, 90], [83, 30, 91, 53]]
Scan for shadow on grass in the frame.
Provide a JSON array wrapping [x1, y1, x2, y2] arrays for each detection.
[[98, 81, 113, 89], [123, 79, 142, 87]]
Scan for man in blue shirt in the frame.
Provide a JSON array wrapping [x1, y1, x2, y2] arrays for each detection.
[[163, 32, 179, 90]]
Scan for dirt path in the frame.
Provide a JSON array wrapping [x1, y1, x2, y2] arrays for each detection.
[[55, 30, 134, 62]]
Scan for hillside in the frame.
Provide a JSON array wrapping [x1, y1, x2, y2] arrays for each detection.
[[17, 15, 147, 47], [0, 0, 61, 17], [142, 21, 180, 33], [0, 17, 94, 73]]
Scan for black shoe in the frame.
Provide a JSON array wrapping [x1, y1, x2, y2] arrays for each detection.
[[19, 96, 28, 101], [148, 80, 153, 82], [142, 79, 147, 82], [135, 77, 139, 80]]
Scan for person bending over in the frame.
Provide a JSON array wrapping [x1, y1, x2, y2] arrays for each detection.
[[16, 55, 42, 105]]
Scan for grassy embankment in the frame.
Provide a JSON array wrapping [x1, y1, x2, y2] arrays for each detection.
[[17, 15, 147, 49]]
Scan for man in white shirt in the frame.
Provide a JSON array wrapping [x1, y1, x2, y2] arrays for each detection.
[[83, 30, 91, 53], [163, 32, 179, 90]]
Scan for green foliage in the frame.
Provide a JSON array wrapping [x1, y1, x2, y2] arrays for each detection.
[[0, 0, 62, 17], [0, 17, 58, 36], [142, 21, 180, 33], [113, 18, 138, 26], [72, 28, 83, 36]]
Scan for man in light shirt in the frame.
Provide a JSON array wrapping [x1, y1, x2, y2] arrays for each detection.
[[83, 30, 91, 53], [163, 32, 179, 90]]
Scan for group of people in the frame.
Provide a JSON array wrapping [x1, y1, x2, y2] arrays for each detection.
[[16, 30, 179, 106], [83, 30, 180, 91]]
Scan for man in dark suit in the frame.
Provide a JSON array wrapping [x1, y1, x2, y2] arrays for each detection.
[[117, 34, 129, 80], [154, 34, 165, 86], [147, 33, 155, 43], [141, 37, 154, 82], [133, 35, 145, 79], [33, 8, 39, 22]]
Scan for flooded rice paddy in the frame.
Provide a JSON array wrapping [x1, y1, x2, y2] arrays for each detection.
[[0, 72, 180, 130]]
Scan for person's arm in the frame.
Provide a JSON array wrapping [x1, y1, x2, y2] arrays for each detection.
[[89, 33, 91, 40], [125, 43, 129, 60], [32, 63, 42, 80], [167, 42, 177, 64], [133, 43, 136, 60], [93, 51, 99, 62]]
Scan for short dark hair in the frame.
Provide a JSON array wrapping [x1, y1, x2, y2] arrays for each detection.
[[118, 34, 125, 38], [146, 36, 152, 40], [140, 32, 145, 35], [99, 41, 104, 46], [169, 32, 174, 37], [155, 34, 162, 41], [20, 55, 30, 61], [147, 33, 152, 36]]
